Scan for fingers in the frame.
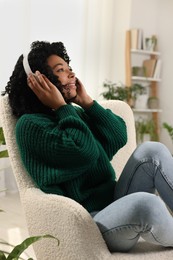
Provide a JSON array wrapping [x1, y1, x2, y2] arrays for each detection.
[[27, 74, 41, 96], [76, 78, 83, 90], [27, 71, 50, 92], [27, 71, 67, 109]]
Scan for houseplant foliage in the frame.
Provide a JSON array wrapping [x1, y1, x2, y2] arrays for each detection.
[[163, 122, 173, 143], [0, 127, 8, 158], [101, 80, 146, 108], [0, 234, 59, 260], [135, 118, 157, 144]]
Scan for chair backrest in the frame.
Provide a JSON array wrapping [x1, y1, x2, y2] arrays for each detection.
[[0, 95, 35, 195], [0, 96, 136, 194], [98, 99, 136, 178]]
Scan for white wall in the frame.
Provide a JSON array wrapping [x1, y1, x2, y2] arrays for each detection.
[[1, 0, 173, 151], [157, 0, 173, 153], [0, 0, 119, 100], [129, 0, 173, 153], [0, 0, 88, 92], [0, 0, 30, 89]]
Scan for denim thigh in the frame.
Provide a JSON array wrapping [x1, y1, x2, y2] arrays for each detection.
[[93, 192, 173, 252], [114, 141, 173, 211]]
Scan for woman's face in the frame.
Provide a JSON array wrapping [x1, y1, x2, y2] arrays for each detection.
[[47, 54, 77, 101]]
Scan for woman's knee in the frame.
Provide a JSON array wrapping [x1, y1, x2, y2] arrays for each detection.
[[135, 141, 170, 159], [131, 192, 166, 219]]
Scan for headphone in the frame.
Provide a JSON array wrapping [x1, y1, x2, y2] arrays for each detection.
[[23, 53, 33, 76]]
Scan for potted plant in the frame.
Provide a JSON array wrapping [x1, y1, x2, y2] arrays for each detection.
[[135, 118, 158, 144], [101, 81, 146, 108], [133, 84, 149, 109]]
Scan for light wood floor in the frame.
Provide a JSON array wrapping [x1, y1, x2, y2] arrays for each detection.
[[0, 191, 36, 259]]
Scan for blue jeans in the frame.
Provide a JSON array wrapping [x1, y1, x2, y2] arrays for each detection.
[[93, 142, 173, 252]]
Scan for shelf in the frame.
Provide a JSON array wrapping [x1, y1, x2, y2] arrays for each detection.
[[133, 108, 162, 113], [126, 29, 161, 142], [132, 76, 161, 82], [131, 49, 161, 56]]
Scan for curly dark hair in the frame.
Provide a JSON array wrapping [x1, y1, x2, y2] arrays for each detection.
[[2, 41, 70, 117]]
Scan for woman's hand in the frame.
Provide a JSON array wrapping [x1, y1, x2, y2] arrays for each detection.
[[73, 78, 94, 109], [27, 71, 66, 110]]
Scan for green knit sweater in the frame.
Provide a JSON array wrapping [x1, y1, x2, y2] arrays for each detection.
[[15, 101, 127, 212]]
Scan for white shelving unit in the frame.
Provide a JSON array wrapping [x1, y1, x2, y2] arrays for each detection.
[[133, 108, 162, 113], [132, 76, 161, 82], [125, 30, 162, 141], [131, 49, 160, 56]]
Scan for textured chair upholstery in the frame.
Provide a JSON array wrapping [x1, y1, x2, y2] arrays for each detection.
[[1, 95, 173, 260]]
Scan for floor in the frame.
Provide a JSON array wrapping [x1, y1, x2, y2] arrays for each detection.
[[0, 191, 36, 259]]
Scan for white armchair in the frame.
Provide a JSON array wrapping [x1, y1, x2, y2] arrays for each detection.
[[1, 95, 172, 260]]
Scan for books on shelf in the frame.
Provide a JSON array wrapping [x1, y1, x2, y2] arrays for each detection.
[[130, 28, 143, 50], [129, 29, 158, 52], [143, 59, 157, 78], [132, 58, 162, 80], [153, 59, 162, 79]]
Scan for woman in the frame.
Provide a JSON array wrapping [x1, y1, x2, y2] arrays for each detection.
[[2, 40, 173, 252]]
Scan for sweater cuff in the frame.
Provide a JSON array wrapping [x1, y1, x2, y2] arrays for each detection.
[[54, 104, 79, 120], [85, 100, 106, 116]]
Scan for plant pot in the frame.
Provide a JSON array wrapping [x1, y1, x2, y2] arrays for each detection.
[[135, 94, 149, 109], [147, 97, 159, 109], [132, 66, 145, 77]]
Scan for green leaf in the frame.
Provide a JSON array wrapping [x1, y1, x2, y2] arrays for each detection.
[[0, 127, 6, 145], [6, 235, 59, 260], [0, 150, 9, 158], [0, 251, 7, 260], [163, 122, 173, 142]]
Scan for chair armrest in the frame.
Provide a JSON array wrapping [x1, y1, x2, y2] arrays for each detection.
[[21, 188, 111, 260]]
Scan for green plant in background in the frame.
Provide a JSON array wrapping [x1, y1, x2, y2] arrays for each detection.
[[0, 234, 59, 260], [0, 127, 8, 158], [163, 122, 173, 143], [101, 81, 146, 107], [135, 118, 158, 144]]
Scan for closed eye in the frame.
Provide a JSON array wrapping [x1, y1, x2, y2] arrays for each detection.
[[57, 68, 64, 72]]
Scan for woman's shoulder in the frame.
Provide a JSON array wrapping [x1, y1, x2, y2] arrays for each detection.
[[16, 113, 55, 129]]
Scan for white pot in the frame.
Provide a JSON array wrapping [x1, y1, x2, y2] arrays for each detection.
[[135, 94, 149, 109]]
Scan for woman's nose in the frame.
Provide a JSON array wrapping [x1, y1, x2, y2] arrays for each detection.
[[69, 71, 75, 78]]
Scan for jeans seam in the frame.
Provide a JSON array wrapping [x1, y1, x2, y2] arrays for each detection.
[[123, 159, 152, 194], [124, 158, 173, 194], [102, 223, 151, 236], [147, 157, 173, 190], [156, 164, 173, 190], [146, 230, 172, 247], [102, 224, 171, 246]]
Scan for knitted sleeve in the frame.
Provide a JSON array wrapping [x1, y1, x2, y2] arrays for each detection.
[[84, 101, 127, 160], [15, 104, 100, 181]]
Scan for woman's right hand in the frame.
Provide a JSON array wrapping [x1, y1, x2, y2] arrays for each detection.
[[27, 71, 66, 110]]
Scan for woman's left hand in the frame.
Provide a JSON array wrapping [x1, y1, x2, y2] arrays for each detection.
[[73, 78, 94, 109]]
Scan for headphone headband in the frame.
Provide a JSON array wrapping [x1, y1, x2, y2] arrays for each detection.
[[23, 53, 33, 75]]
